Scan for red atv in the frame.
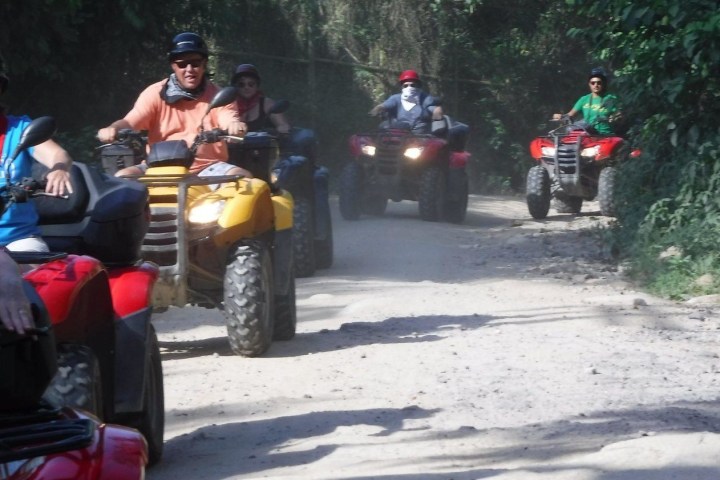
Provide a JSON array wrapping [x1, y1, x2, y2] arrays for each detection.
[[0, 277, 148, 479], [0, 117, 165, 466], [527, 118, 639, 218], [340, 116, 470, 223]]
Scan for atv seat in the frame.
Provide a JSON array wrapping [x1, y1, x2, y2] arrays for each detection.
[[228, 132, 280, 184], [33, 163, 90, 224], [33, 163, 149, 266], [432, 116, 469, 151]]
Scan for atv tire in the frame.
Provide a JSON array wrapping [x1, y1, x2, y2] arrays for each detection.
[[224, 242, 274, 357], [598, 166, 617, 217], [117, 327, 165, 466], [273, 269, 297, 341], [314, 212, 334, 270], [362, 195, 388, 216], [339, 162, 363, 220], [554, 195, 583, 214], [419, 166, 446, 222], [444, 171, 469, 224], [292, 196, 316, 278], [43, 344, 103, 418], [526, 165, 551, 219]]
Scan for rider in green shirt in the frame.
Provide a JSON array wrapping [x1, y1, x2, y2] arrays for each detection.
[[554, 67, 621, 135]]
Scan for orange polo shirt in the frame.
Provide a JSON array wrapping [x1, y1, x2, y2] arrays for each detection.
[[124, 79, 241, 173]]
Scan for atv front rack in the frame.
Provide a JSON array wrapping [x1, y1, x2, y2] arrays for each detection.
[[0, 408, 94, 462], [135, 173, 244, 308]]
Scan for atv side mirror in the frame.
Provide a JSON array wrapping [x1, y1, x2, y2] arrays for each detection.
[[269, 99, 290, 115], [206, 87, 239, 114], [10, 116, 57, 161]]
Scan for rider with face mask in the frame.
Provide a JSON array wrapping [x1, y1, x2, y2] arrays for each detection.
[[370, 70, 444, 133]]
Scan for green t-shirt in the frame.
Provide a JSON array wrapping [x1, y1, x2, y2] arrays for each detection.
[[572, 93, 620, 135]]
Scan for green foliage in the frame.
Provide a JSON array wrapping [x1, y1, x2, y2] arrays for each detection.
[[569, 0, 720, 297], [7, 1, 718, 299]]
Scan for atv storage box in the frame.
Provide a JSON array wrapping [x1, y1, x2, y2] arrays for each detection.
[[0, 283, 57, 411], [228, 132, 279, 184], [100, 143, 145, 176], [33, 163, 149, 266]]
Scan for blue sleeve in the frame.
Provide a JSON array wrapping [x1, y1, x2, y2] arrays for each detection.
[[382, 94, 400, 112], [421, 94, 439, 115]]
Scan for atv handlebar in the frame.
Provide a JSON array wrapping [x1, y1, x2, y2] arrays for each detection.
[[190, 128, 244, 153], [0, 176, 64, 216], [96, 129, 147, 150]]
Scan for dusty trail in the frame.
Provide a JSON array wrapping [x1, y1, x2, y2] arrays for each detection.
[[148, 195, 720, 480]]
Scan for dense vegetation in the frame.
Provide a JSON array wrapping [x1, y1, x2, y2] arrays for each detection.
[[2, 0, 719, 298]]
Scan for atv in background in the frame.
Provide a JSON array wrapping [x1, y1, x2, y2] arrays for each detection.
[[340, 114, 470, 223], [2, 117, 165, 465], [228, 100, 334, 278], [527, 117, 640, 219], [99, 87, 297, 357], [0, 281, 149, 480]]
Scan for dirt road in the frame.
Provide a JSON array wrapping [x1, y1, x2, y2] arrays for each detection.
[[148, 195, 720, 480]]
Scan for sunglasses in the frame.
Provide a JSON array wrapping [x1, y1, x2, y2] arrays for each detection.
[[173, 59, 204, 69], [589, 80, 603, 85], [402, 82, 419, 88], [236, 81, 257, 88]]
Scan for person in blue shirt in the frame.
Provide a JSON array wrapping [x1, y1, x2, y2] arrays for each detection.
[[370, 69, 444, 133], [0, 59, 74, 252]]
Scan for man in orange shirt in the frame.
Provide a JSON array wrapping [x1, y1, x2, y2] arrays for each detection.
[[97, 32, 251, 177]]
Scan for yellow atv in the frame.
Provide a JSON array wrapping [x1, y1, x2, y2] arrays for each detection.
[[102, 87, 296, 357]]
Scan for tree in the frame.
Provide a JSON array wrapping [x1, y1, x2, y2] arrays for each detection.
[[569, 0, 720, 297]]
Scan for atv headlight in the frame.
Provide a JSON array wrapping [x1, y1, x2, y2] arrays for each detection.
[[541, 146, 556, 157], [404, 147, 424, 160], [581, 145, 600, 158], [188, 200, 226, 224], [361, 145, 376, 156]]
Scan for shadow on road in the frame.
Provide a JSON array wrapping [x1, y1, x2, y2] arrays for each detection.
[[267, 313, 495, 358], [152, 405, 440, 479], [150, 398, 720, 480]]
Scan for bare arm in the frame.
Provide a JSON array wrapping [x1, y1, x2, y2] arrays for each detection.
[[0, 249, 32, 334], [265, 98, 291, 134], [369, 104, 385, 116], [33, 139, 74, 196], [431, 105, 444, 120], [553, 108, 578, 121], [97, 119, 133, 143]]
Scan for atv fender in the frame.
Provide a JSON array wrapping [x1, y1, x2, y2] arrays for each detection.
[[273, 227, 294, 296], [447, 168, 469, 202], [113, 306, 153, 414], [272, 188, 294, 232], [24, 256, 105, 326], [107, 262, 159, 318], [25, 255, 116, 415], [106, 262, 159, 414], [216, 178, 275, 239], [313, 166, 332, 241]]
